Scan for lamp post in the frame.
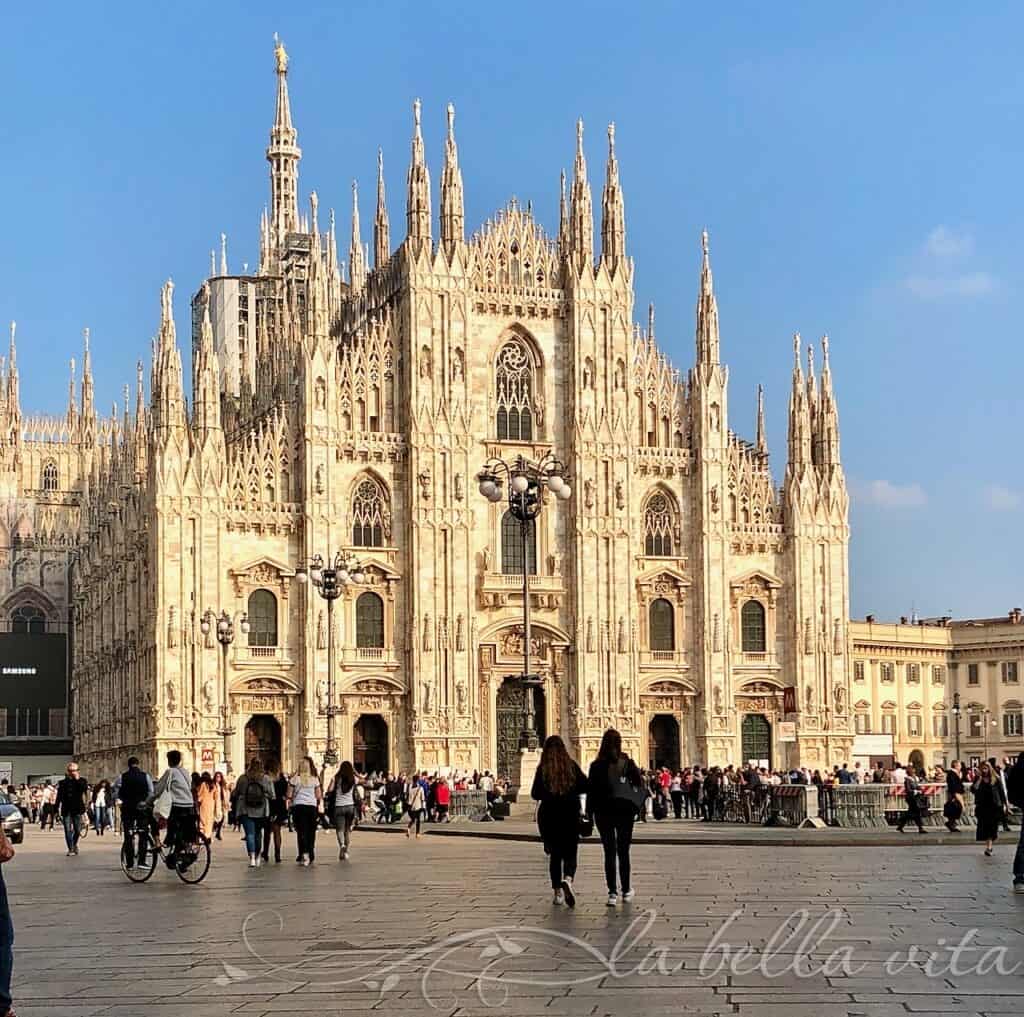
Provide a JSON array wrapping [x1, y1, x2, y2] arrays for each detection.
[[200, 608, 249, 773], [296, 552, 366, 766], [477, 453, 571, 751], [952, 691, 961, 763]]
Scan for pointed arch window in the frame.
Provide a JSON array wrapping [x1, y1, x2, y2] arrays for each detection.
[[356, 592, 385, 648], [643, 491, 677, 557], [741, 600, 766, 653], [42, 461, 58, 492], [495, 339, 534, 441], [10, 605, 46, 634], [352, 477, 390, 547], [501, 511, 536, 575], [247, 590, 278, 647], [649, 598, 675, 651]]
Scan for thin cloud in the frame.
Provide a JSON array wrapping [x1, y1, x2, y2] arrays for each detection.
[[984, 485, 1021, 511], [904, 271, 997, 299], [924, 225, 973, 259], [857, 480, 928, 508]]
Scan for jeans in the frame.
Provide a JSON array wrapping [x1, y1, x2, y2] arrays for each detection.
[[62, 813, 82, 852], [94, 805, 109, 833], [670, 791, 684, 819], [1013, 822, 1024, 882], [547, 829, 579, 889], [335, 806, 355, 851], [595, 810, 635, 894], [292, 804, 318, 860], [407, 809, 423, 835], [0, 875, 11, 1012], [240, 816, 261, 856]]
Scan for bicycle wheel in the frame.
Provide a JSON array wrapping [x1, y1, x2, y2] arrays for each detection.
[[121, 831, 158, 883], [175, 838, 211, 884]]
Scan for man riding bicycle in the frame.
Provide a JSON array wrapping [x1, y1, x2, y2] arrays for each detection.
[[149, 750, 196, 869], [117, 756, 153, 868]]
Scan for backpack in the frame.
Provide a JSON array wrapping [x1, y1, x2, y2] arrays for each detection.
[[1006, 758, 1024, 809], [243, 776, 265, 809]]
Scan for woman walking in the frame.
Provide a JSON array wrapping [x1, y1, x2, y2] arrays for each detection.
[[287, 756, 322, 866], [406, 776, 427, 839], [262, 759, 288, 864], [332, 761, 358, 860], [211, 771, 228, 841], [531, 735, 587, 907], [896, 769, 928, 834], [232, 758, 273, 867], [92, 781, 111, 835], [586, 728, 643, 906], [196, 772, 216, 843], [973, 760, 1008, 857]]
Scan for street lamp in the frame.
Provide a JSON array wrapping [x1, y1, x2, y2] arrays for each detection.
[[295, 552, 366, 766], [477, 452, 571, 751], [952, 691, 961, 763], [200, 608, 249, 773]]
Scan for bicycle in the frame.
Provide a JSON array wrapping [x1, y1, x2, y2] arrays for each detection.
[[120, 807, 211, 884]]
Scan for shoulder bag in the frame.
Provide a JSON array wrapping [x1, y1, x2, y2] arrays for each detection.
[[609, 759, 647, 814]]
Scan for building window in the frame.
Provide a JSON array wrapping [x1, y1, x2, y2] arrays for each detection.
[[495, 339, 534, 441], [41, 461, 58, 492], [968, 713, 984, 738], [355, 592, 385, 649], [740, 601, 766, 653], [10, 605, 46, 634], [1004, 712, 1023, 738], [968, 663, 979, 686], [246, 590, 278, 647], [351, 477, 390, 547], [854, 661, 865, 682], [932, 666, 945, 685], [907, 713, 922, 737], [933, 714, 949, 737], [501, 511, 536, 575], [880, 663, 894, 683], [855, 714, 871, 734], [881, 713, 896, 735], [649, 598, 675, 652], [906, 664, 920, 684], [1001, 662, 1019, 684], [643, 491, 676, 557]]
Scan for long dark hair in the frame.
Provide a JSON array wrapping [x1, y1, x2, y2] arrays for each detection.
[[539, 735, 575, 795], [337, 760, 356, 793], [598, 728, 623, 764]]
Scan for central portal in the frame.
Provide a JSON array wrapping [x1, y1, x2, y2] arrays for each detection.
[[244, 714, 282, 769], [353, 714, 389, 774], [495, 678, 547, 781]]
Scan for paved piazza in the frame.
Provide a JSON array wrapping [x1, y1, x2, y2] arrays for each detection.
[[5, 826, 1024, 1017]]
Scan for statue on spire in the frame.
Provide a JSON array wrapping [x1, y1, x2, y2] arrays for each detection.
[[273, 33, 288, 74]]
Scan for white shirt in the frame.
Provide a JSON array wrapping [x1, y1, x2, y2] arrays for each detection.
[[290, 777, 319, 807]]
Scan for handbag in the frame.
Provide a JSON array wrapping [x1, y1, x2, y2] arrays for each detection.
[[578, 813, 593, 838], [943, 799, 963, 821], [0, 828, 14, 864], [913, 792, 930, 815], [610, 761, 647, 814], [153, 769, 177, 820]]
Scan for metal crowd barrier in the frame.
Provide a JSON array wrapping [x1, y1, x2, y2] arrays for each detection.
[[767, 785, 819, 827], [449, 790, 489, 821]]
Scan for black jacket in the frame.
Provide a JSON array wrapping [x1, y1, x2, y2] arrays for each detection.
[[56, 776, 89, 815], [531, 763, 587, 845], [118, 767, 150, 812], [586, 756, 642, 818]]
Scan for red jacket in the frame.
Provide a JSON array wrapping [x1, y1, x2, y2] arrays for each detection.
[[435, 782, 451, 806]]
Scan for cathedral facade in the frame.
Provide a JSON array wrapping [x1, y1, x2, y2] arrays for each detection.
[[4, 42, 861, 780]]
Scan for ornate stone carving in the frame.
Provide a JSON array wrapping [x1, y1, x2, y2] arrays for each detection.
[[421, 680, 434, 714], [423, 614, 432, 651], [617, 615, 626, 653], [586, 683, 596, 714], [165, 678, 178, 715], [455, 614, 465, 652], [615, 481, 625, 511], [201, 677, 215, 714], [833, 684, 846, 715], [316, 610, 326, 650], [418, 467, 432, 501], [454, 473, 464, 501], [316, 678, 328, 713], [456, 681, 468, 715], [804, 616, 813, 655], [586, 617, 595, 653], [167, 606, 178, 648], [712, 613, 721, 653], [584, 480, 594, 509], [833, 618, 843, 655]]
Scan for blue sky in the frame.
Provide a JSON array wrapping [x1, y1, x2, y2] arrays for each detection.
[[2, 2, 1021, 619]]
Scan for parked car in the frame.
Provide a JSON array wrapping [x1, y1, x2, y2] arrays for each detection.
[[0, 801, 24, 843]]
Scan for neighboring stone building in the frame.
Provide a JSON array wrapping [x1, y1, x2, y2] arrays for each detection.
[[3, 41, 1005, 782], [850, 610, 1024, 771]]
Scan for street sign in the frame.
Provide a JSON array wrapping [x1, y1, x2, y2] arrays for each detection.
[[201, 748, 214, 765], [776, 721, 797, 742], [783, 688, 796, 715]]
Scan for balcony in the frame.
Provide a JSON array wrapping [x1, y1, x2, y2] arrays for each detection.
[[341, 646, 399, 669], [736, 651, 780, 669], [639, 649, 688, 668], [233, 645, 295, 668], [479, 572, 565, 610]]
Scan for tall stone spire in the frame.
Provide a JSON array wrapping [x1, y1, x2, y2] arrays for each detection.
[[66, 357, 78, 431], [81, 327, 96, 437], [558, 169, 569, 253], [375, 148, 390, 268], [5, 322, 18, 421], [266, 34, 301, 244], [133, 359, 147, 481], [816, 335, 841, 466], [787, 334, 812, 468], [192, 282, 222, 436], [806, 342, 818, 462], [440, 102, 465, 251], [406, 99, 432, 253], [326, 207, 339, 280], [695, 230, 720, 366], [220, 232, 228, 275], [756, 384, 767, 454], [569, 119, 594, 263], [348, 180, 366, 291], [152, 280, 187, 435], [600, 122, 626, 271]]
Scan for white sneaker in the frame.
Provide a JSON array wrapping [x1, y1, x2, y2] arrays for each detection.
[[248, 855, 257, 868], [623, 888, 635, 902], [561, 877, 576, 909], [303, 858, 311, 867], [606, 893, 618, 907], [552, 889, 565, 905], [255, 855, 262, 868]]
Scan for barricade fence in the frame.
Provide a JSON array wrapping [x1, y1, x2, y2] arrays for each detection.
[[449, 790, 489, 821]]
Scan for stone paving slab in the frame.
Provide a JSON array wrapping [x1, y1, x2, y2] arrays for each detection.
[[2, 824, 1023, 1016]]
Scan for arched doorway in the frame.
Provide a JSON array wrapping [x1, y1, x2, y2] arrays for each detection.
[[648, 714, 680, 770], [908, 749, 925, 775], [244, 715, 282, 770], [495, 678, 547, 781], [741, 713, 771, 766], [353, 714, 389, 774]]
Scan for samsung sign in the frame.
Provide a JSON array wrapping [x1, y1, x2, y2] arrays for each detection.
[[2, 668, 38, 676]]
